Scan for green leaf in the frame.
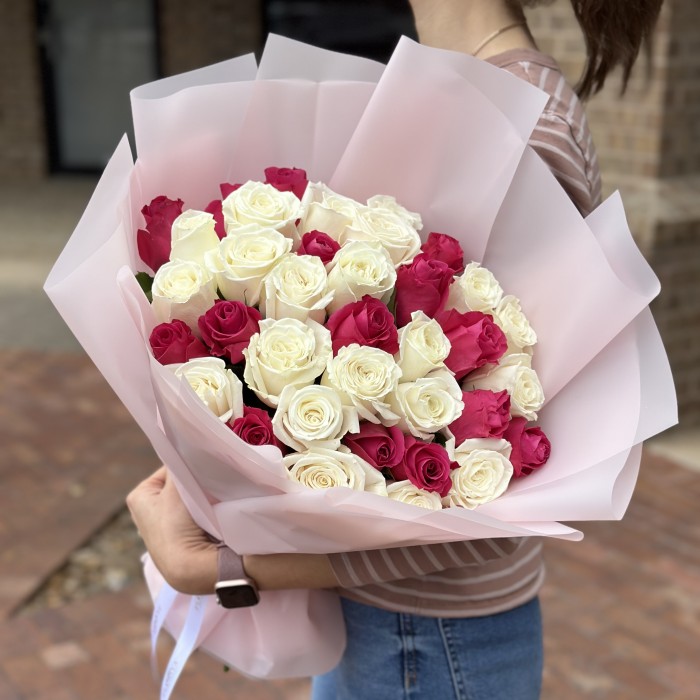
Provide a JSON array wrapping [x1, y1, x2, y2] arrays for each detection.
[[135, 272, 154, 303], [432, 432, 447, 447], [386, 288, 397, 316]]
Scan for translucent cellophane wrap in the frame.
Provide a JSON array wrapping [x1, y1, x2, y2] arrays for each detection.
[[45, 36, 676, 678]]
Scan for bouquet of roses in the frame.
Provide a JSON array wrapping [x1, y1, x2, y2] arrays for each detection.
[[141, 167, 551, 512], [45, 35, 676, 685]]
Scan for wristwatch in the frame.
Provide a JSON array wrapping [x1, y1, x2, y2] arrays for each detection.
[[214, 545, 260, 608]]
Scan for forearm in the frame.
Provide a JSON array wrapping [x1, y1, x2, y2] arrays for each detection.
[[167, 549, 339, 596], [243, 553, 339, 591]]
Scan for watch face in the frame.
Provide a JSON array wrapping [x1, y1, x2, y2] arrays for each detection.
[[216, 583, 260, 609]]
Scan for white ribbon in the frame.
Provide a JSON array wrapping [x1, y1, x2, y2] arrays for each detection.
[[150, 582, 179, 681], [150, 582, 207, 700]]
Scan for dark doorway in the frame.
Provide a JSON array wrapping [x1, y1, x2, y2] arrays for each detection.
[[37, 0, 159, 172], [263, 0, 417, 63]]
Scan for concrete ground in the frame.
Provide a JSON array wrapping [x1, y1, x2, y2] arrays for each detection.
[[1, 177, 699, 699]]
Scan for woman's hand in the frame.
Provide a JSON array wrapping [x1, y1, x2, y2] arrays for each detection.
[[127, 466, 340, 594], [126, 466, 218, 595]]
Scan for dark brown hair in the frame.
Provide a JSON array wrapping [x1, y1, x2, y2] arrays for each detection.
[[516, 0, 664, 99]]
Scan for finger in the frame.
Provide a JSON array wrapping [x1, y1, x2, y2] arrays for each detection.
[[138, 466, 168, 494], [149, 465, 168, 488], [126, 466, 168, 511]]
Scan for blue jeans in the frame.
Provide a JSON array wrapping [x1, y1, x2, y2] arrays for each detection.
[[311, 596, 542, 700]]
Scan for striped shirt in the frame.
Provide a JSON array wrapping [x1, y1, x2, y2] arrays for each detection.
[[327, 49, 603, 618]]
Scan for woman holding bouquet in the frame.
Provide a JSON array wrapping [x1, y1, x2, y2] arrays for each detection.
[[128, 0, 663, 697]]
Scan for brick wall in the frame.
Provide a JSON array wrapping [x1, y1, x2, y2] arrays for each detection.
[[0, 1, 46, 179], [158, 0, 263, 75], [650, 216, 700, 426], [527, 0, 700, 427], [659, 0, 700, 176], [525, 0, 671, 181]]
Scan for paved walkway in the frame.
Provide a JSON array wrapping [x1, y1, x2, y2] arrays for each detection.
[[1, 177, 699, 698]]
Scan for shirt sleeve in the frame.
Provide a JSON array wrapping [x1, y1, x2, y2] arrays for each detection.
[[328, 538, 522, 588], [499, 60, 602, 216], [528, 112, 601, 216]]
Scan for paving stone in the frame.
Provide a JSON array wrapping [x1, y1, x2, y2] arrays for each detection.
[[40, 642, 91, 670], [0, 350, 159, 617]]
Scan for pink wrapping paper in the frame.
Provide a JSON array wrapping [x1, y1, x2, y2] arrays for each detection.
[[45, 35, 677, 679]]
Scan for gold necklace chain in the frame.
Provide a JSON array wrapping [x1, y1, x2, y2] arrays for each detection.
[[471, 20, 527, 57]]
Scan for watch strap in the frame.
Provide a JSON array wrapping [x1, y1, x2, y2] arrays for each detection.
[[217, 544, 247, 582]]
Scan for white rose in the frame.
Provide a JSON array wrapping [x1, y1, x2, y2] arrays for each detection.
[[297, 182, 364, 241], [447, 262, 503, 313], [204, 226, 292, 305], [467, 354, 544, 421], [272, 385, 359, 452], [222, 181, 302, 242], [500, 343, 534, 364], [387, 481, 442, 510], [303, 182, 364, 216], [169, 209, 220, 268], [450, 437, 512, 462], [151, 260, 217, 331], [443, 449, 513, 509], [367, 194, 423, 231], [173, 357, 243, 423], [396, 311, 451, 382], [343, 207, 422, 266], [326, 241, 397, 313], [284, 446, 388, 496], [322, 344, 401, 423], [389, 369, 464, 440], [243, 318, 331, 407], [386, 481, 442, 510], [494, 295, 537, 350], [261, 254, 334, 323], [298, 202, 353, 240]]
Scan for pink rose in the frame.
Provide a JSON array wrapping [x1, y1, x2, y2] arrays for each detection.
[[504, 418, 551, 478], [149, 319, 210, 365], [343, 423, 405, 470], [392, 436, 457, 497], [395, 254, 454, 327], [325, 296, 399, 355], [136, 195, 184, 272], [437, 309, 507, 380], [449, 390, 511, 444], [204, 199, 226, 239], [298, 230, 340, 265], [230, 406, 285, 451], [219, 182, 242, 198], [198, 300, 261, 364], [420, 232, 465, 275], [264, 166, 308, 199]]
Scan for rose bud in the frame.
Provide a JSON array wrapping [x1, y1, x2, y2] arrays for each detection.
[[392, 436, 457, 498], [219, 182, 242, 198], [229, 406, 286, 451], [137, 195, 184, 273], [298, 230, 341, 266], [149, 319, 210, 365], [198, 299, 262, 365], [204, 199, 226, 239], [504, 417, 551, 477], [420, 232, 465, 275], [343, 422, 405, 471], [449, 389, 511, 444], [326, 295, 399, 355], [264, 166, 308, 199], [395, 254, 454, 327], [437, 309, 507, 380]]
